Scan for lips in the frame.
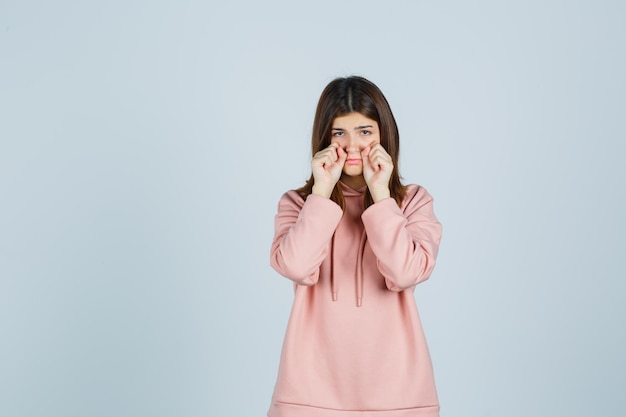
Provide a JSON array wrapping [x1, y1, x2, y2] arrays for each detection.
[[346, 158, 362, 165]]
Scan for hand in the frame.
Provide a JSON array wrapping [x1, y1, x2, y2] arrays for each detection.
[[311, 143, 347, 198], [362, 143, 392, 202]]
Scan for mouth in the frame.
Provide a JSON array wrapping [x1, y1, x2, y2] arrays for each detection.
[[346, 158, 362, 165]]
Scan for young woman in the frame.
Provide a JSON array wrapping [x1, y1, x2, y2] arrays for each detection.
[[267, 76, 442, 417]]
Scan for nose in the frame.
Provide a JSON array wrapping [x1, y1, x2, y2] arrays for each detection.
[[346, 134, 360, 152]]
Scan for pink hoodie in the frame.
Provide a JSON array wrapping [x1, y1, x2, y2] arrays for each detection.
[[268, 181, 442, 417]]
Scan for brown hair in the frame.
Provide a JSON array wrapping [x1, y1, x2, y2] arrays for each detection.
[[296, 76, 407, 210]]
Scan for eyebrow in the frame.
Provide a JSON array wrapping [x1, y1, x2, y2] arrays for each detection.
[[331, 125, 374, 130]]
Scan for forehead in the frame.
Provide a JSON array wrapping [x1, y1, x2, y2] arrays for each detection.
[[332, 112, 378, 128]]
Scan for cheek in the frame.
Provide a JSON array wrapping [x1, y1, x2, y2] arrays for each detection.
[[361, 135, 380, 148], [331, 137, 347, 147]]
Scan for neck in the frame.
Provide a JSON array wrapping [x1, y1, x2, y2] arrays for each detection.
[[340, 174, 366, 190]]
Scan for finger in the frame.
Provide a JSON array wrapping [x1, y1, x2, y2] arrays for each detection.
[[369, 144, 391, 160], [313, 152, 334, 168], [336, 146, 347, 163], [361, 146, 371, 161], [369, 149, 392, 167], [368, 144, 391, 158], [314, 148, 338, 163], [368, 148, 386, 166], [315, 144, 336, 156], [370, 142, 388, 151]]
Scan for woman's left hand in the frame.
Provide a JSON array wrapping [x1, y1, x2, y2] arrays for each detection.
[[362, 143, 393, 203]]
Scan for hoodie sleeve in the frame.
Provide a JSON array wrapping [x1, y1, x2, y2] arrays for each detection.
[[361, 185, 442, 291], [270, 191, 344, 285]]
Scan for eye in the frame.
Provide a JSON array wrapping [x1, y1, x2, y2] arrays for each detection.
[[332, 131, 344, 137], [361, 130, 371, 136]]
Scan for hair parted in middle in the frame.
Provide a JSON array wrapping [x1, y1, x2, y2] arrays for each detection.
[[296, 75, 407, 210]]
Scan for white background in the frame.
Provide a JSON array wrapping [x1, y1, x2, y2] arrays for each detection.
[[1, 1, 624, 416]]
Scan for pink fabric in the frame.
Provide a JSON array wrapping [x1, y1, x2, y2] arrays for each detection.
[[268, 182, 442, 417]]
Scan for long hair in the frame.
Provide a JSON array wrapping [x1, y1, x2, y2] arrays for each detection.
[[296, 76, 407, 210]]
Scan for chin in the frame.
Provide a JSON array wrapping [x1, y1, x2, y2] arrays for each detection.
[[343, 168, 363, 176]]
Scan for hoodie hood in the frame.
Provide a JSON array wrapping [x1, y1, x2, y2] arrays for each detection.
[[338, 180, 367, 197]]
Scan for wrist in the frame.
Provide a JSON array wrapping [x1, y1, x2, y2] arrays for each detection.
[[312, 183, 334, 199], [370, 186, 391, 203]]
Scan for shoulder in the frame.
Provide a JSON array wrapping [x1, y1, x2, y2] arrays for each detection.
[[400, 184, 438, 219], [280, 189, 305, 204], [402, 184, 434, 207], [276, 189, 306, 210], [275, 189, 343, 223]]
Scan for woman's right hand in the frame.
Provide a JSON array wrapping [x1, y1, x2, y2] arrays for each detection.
[[311, 143, 347, 198]]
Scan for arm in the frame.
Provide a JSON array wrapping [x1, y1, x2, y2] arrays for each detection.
[[361, 186, 442, 291], [270, 191, 343, 285]]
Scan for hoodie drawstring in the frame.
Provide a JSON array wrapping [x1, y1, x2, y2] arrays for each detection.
[[330, 229, 367, 307], [355, 229, 367, 307], [330, 233, 337, 301]]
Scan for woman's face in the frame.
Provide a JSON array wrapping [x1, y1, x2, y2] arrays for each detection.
[[330, 112, 381, 179]]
